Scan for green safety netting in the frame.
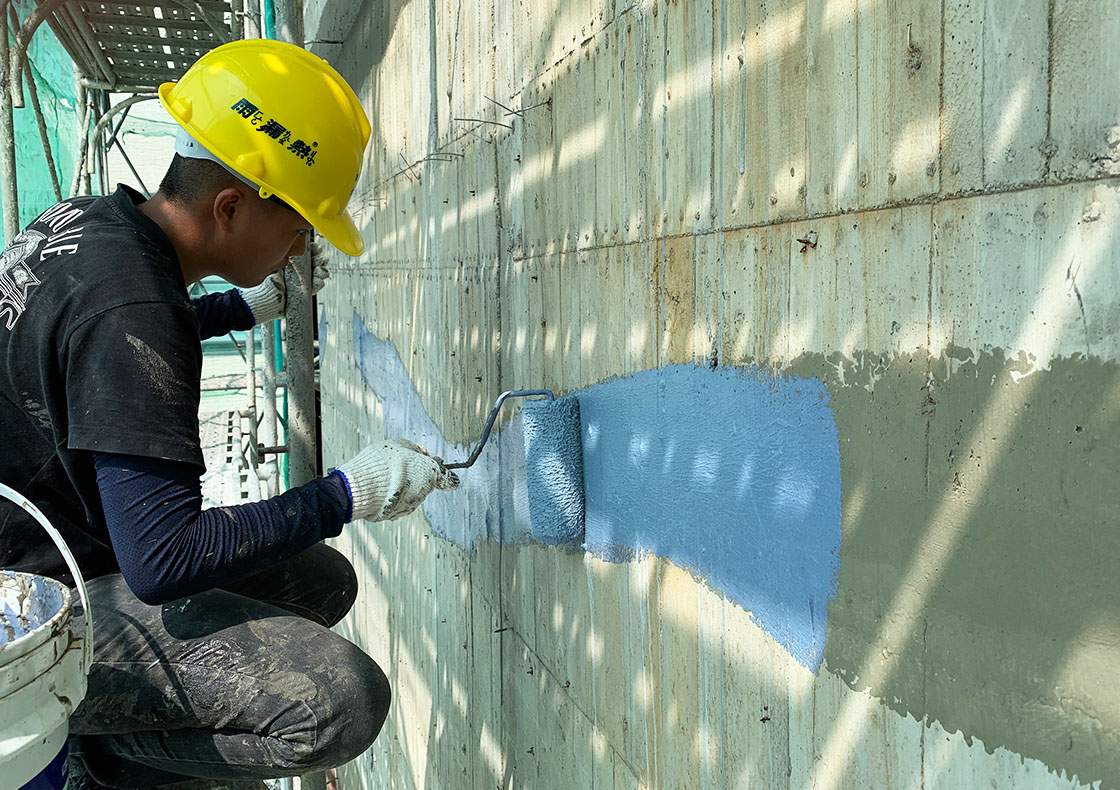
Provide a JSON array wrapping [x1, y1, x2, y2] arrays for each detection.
[[8, 2, 79, 240], [4, 3, 182, 243]]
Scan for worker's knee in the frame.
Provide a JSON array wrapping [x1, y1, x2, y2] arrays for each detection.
[[300, 640, 391, 769]]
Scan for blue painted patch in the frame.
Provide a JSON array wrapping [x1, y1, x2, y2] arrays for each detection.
[[350, 312, 841, 671], [579, 365, 841, 670]]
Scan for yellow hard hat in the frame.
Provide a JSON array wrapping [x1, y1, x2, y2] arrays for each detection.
[[159, 39, 371, 256]]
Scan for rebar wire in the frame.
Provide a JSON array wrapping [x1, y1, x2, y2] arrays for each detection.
[[452, 116, 513, 130], [398, 152, 419, 182], [484, 94, 522, 117]]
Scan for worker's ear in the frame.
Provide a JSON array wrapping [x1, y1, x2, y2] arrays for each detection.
[[211, 186, 245, 232]]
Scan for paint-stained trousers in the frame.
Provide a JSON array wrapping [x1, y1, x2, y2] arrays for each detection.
[[67, 544, 389, 789]]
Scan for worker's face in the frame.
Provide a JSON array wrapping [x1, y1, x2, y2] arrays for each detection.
[[213, 187, 313, 287]]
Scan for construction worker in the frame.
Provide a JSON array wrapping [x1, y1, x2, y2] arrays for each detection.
[[0, 40, 457, 789]]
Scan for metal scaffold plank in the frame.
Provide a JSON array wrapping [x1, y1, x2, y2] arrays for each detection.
[[83, 12, 215, 31], [87, 0, 231, 12], [96, 31, 213, 50]]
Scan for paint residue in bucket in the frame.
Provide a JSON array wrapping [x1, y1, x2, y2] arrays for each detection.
[[1, 571, 64, 645]]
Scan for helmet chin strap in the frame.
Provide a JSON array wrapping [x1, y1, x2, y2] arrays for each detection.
[[173, 126, 265, 196]]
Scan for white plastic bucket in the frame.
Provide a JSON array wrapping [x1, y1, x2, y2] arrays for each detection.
[[0, 484, 93, 790]]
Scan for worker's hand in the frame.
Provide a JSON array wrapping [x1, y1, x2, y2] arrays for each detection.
[[239, 272, 286, 325], [238, 250, 330, 325], [334, 438, 459, 522], [309, 240, 330, 296]]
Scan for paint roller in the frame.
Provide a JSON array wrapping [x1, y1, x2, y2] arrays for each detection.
[[443, 390, 585, 546]]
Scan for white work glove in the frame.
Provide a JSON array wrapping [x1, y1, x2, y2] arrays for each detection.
[[334, 438, 460, 522], [238, 251, 331, 325]]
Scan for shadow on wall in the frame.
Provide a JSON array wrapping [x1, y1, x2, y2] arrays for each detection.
[[815, 347, 1120, 788], [327, 342, 1120, 790], [316, 0, 1120, 787], [328, 0, 416, 102]]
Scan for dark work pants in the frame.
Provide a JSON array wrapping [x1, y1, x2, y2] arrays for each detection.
[[69, 544, 389, 789]]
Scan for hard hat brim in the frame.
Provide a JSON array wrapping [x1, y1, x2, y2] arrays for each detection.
[[314, 209, 364, 257]]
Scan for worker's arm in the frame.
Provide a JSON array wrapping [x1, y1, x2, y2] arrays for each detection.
[[190, 290, 256, 339], [95, 452, 349, 604], [95, 442, 457, 605], [189, 257, 328, 338]]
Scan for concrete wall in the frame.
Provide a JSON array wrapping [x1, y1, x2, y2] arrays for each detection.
[[307, 0, 1120, 787]]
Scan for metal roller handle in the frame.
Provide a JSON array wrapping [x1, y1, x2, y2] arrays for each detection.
[[443, 389, 554, 470]]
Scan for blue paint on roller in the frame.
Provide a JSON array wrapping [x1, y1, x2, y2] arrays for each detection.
[[349, 313, 841, 672], [523, 396, 584, 545]]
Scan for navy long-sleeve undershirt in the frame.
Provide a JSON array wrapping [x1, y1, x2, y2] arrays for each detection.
[[191, 289, 256, 339], [95, 453, 353, 604], [91, 289, 341, 604]]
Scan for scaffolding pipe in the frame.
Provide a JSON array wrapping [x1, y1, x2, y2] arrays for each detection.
[[61, 4, 116, 89], [269, 0, 326, 770], [23, 59, 61, 203], [97, 91, 109, 196], [274, 6, 327, 779], [274, 0, 318, 490], [114, 138, 151, 197], [243, 0, 261, 38], [7, 0, 71, 108], [102, 103, 152, 195], [103, 104, 133, 153], [40, 4, 85, 68], [84, 94, 158, 177], [0, 0, 18, 242], [92, 90, 101, 195], [242, 325, 262, 500], [259, 320, 280, 496], [71, 84, 91, 195], [281, 252, 316, 486]]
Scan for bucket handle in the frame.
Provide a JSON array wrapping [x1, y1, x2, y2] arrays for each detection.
[[0, 483, 93, 674]]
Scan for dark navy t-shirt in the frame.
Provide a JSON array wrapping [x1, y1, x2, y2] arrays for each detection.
[[0, 187, 204, 584], [0, 186, 349, 593]]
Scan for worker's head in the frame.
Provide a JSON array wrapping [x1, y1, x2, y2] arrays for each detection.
[[158, 38, 371, 277], [158, 135, 313, 288]]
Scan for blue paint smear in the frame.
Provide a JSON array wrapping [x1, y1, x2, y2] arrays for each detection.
[[579, 365, 841, 670], [350, 312, 841, 671]]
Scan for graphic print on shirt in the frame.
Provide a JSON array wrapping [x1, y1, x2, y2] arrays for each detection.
[[0, 230, 46, 330], [0, 201, 91, 331], [35, 200, 87, 261]]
